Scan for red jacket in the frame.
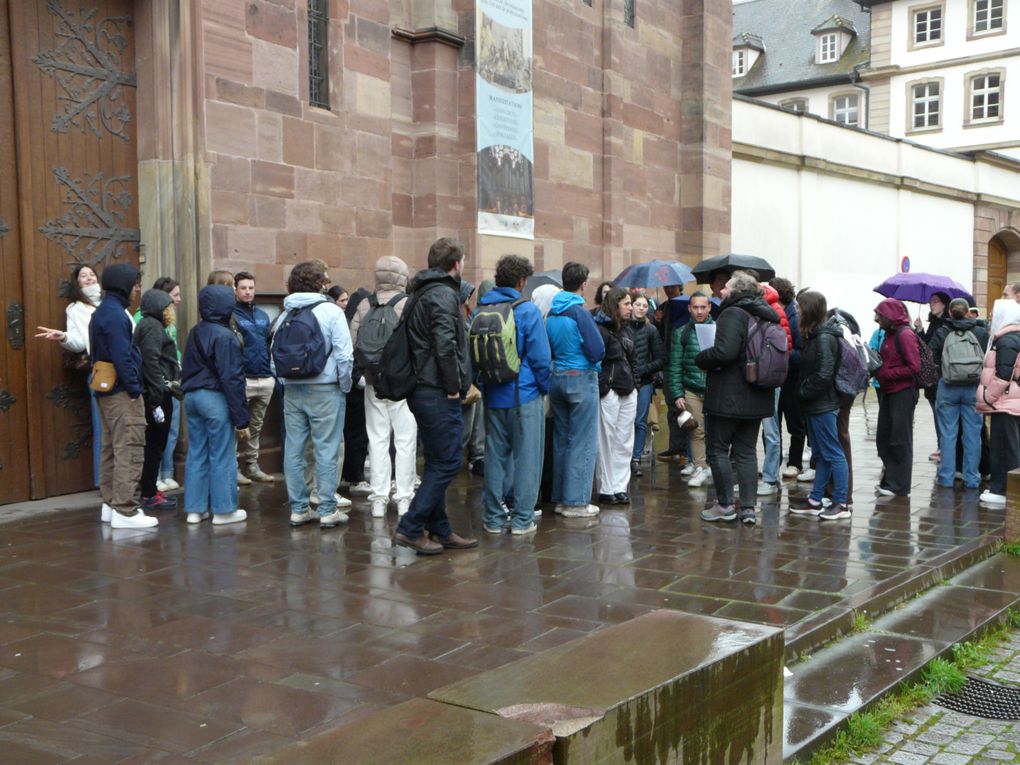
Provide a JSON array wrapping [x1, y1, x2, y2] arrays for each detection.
[[762, 284, 792, 352], [875, 298, 920, 394]]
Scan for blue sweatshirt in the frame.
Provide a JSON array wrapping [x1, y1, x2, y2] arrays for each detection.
[[90, 264, 142, 398], [477, 287, 552, 408], [546, 291, 605, 372], [232, 301, 273, 377]]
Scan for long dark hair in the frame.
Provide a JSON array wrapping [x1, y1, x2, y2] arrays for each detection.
[[68, 264, 98, 303], [600, 287, 630, 331], [798, 290, 828, 335]]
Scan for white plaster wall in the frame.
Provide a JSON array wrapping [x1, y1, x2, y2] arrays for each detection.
[[754, 84, 869, 126], [889, 0, 1020, 65]]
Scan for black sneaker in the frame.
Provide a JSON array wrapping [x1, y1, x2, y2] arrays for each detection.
[[613, 492, 630, 505], [597, 493, 617, 504], [737, 507, 757, 525], [630, 460, 643, 476], [470, 459, 485, 477], [141, 492, 178, 510], [818, 503, 851, 521], [789, 498, 823, 516]]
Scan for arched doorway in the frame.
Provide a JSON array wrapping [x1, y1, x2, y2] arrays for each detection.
[[990, 228, 1020, 311]]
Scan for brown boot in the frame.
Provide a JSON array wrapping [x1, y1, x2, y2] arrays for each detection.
[[432, 531, 478, 550], [394, 531, 443, 555]]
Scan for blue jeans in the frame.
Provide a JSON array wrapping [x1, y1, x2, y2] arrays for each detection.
[[761, 388, 781, 483], [805, 410, 848, 505], [483, 396, 544, 530], [283, 384, 345, 516], [89, 384, 101, 486], [183, 389, 239, 515], [935, 380, 981, 488], [159, 397, 180, 481], [397, 386, 462, 540], [550, 369, 599, 506], [632, 383, 653, 460]]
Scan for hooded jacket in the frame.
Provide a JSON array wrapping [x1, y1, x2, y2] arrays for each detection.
[[476, 286, 552, 408], [271, 292, 354, 391], [930, 317, 990, 375], [785, 300, 802, 368], [232, 300, 273, 378], [762, 284, 793, 352], [875, 298, 921, 394], [90, 263, 142, 398], [133, 289, 179, 408], [694, 293, 779, 419], [668, 315, 714, 399], [406, 268, 470, 395], [627, 318, 664, 386], [797, 317, 843, 416], [977, 299, 1020, 415], [350, 256, 410, 346], [595, 312, 636, 397], [546, 291, 605, 372], [181, 286, 250, 428]]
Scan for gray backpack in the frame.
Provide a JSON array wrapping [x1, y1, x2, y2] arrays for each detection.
[[941, 328, 983, 384]]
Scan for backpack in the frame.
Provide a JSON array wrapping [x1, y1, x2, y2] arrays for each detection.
[[271, 303, 331, 379], [743, 313, 789, 389], [469, 299, 525, 385], [893, 328, 939, 388], [354, 293, 405, 386], [374, 282, 445, 401], [834, 335, 870, 396], [940, 328, 984, 384]]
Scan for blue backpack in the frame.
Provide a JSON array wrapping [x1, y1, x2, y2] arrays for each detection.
[[271, 303, 331, 379]]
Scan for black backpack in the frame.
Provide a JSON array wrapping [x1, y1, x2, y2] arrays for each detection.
[[271, 302, 331, 379], [374, 283, 445, 401], [354, 293, 405, 386]]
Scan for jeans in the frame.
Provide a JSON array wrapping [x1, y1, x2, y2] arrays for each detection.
[[397, 386, 462, 539], [989, 415, 1020, 495], [598, 390, 637, 494], [183, 389, 239, 516], [283, 384, 345, 515], [483, 397, 544, 530], [761, 388, 781, 484], [805, 410, 849, 505], [877, 387, 918, 495], [140, 392, 174, 498], [705, 414, 760, 508], [935, 380, 981, 489], [89, 384, 102, 486], [159, 397, 180, 481], [632, 383, 654, 460], [550, 369, 600, 507]]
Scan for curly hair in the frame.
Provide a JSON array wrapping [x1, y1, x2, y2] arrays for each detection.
[[287, 261, 329, 294], [494, 255, 534, 289]]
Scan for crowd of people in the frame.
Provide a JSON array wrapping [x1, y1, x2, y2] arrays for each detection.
[[34, 241, 1020, 546]]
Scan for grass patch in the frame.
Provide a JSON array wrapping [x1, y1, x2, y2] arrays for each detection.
[[1002, 540, 1020, 558], [851, 611, 873, 633], [797, 609, 1020, 765]]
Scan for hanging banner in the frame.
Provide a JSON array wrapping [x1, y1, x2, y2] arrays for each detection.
[[476, 0, 534, 239]]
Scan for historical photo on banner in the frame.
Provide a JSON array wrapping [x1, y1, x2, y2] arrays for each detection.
[[476, 0, 534, 239]]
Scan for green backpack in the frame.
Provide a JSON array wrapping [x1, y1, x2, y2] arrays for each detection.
[[469, 299, 525, 385]]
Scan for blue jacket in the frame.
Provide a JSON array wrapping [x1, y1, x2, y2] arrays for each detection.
[[271, 293, 353, 392], [232, 301, 273, 377], [90, 263, 142, 398], [785, 301, 803, 368], [477, 287, 552, 408], [181, 286, 250, 428], [546, 291, 605, 372]]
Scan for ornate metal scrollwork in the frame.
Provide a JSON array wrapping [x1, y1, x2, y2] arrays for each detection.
[[0, 390, 15, 412], [32, 0, 135, 141], [39, 167, 140, 269], [46, 382, 91, 460]]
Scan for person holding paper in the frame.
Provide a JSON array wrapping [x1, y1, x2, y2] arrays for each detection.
[[667, 292, 714, 488]]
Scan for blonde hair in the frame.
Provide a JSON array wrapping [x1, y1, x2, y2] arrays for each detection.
[[207, 270, 234, 286]]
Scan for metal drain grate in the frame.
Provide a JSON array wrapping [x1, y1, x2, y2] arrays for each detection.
[[935, 676, 1020, 720]]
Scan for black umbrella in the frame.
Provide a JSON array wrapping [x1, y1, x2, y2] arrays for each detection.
[[523, 269, 562, 298], [691, 254, 775, 283]]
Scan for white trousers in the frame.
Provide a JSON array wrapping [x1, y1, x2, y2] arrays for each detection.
[[365, 384, 418, 503], [597, 390, 637, 494]]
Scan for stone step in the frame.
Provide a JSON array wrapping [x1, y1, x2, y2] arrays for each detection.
[[783, 553, 1020, 762]]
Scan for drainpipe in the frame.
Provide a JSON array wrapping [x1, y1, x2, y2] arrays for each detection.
[[851, 64, 870, 130]]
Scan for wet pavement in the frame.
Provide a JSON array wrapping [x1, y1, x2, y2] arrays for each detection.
[[0, 403, 1007, 763]]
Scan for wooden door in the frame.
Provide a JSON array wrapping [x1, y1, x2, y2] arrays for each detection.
[[7, 0, 139, 500], [989, 236, 1007, 315]]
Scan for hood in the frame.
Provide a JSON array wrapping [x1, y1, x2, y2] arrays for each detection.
[[531, 284, 559, 319], [874, 298, 910, 326], [409, 268, 460, 295], [761, 284, 781, 308], [140, 288, 172, 321], [829, 308, 861, 335], [810, 316, 844, 340], [477, 280, 496, 302], [283, 292, 330, 312], [549, 290, 585, 316], [373, 256, 408, 293], [721, 293, 778, 323], [479, 286, 521, 306], [200, 285, 236, 324], [459, 279, 476, 305], [944, 317, 979, 333], [593, 310, 613, 326], [101, 263, 139, 300], [990, 299, 1020, 336]]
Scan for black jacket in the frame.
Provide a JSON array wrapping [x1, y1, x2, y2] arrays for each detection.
[[595, 316, 636, 397], [133, 289, 179, 409], [406, 269, 470, 396], [695, 294, 780, 419], [628, 319, 664, 386], [929, 317, 990, 371], [797, 318, 843, 416], [992, 330, 1020, 380]]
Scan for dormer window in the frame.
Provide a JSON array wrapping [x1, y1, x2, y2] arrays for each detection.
[[731, 33, 764, 78], [733, 50, 747, 77], [811, 16, 856, 64], [819, 32, 839, 62]]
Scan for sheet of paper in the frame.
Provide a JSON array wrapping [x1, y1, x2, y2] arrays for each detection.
[[694, 323, 716, 349]]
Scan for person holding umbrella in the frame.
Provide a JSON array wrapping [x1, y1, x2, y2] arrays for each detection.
[[917, 291, 950, 460]]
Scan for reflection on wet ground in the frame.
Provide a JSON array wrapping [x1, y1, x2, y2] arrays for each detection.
[[0, 405, 1005, 762]]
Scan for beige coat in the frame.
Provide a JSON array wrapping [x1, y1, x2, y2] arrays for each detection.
[[349, 255, 410, 344]]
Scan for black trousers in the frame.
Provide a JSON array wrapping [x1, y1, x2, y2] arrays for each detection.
[[140, 391, 174, 498], [341, 387, 368, 484], [989, 415, 1020, 495], [779, 376, 806, 469], [876, 387, 918, 496], [705, 414, 760, 509]]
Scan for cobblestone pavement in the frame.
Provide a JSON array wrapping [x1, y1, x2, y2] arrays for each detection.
[[846, 633, 1020, 764]]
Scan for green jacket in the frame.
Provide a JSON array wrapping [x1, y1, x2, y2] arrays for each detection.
[[667, 317, 714, 400]]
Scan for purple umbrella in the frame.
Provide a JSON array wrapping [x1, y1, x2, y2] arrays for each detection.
[[874, 272, 970, 304]]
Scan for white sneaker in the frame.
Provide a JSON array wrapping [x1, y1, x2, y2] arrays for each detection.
[[187, 512, 210, 524], [781, 465, 801, 479], [155, 480, 169, 493], [290, 509, 315, 526], [397, 498, 411, 516], [349, 481, 372, 496], [757, 481, 779, 496], [100, 503, 113, 523], [532, 508, 543, 517], [797, 468, 816, 482], [237, 472, 252, 486], [309, 494, 319, 506], [161, 478, 180, 491], [687, 467, 710, 488], [980, 491, 1006, 506], [319, 509, 349, 528], [511, 522, 538, 536], [110, 509, 158, 529], [680, 463, 696, 477], [414, 475, 422, 488], [875, 485, 896, 497], [556, 504, 600, 518], [212, 509, 247, 525], [334, 493, 353, 508], [371, 500, 387, 518]]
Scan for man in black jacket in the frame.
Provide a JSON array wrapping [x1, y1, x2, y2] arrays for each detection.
[[394, 238, 478, 555]]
